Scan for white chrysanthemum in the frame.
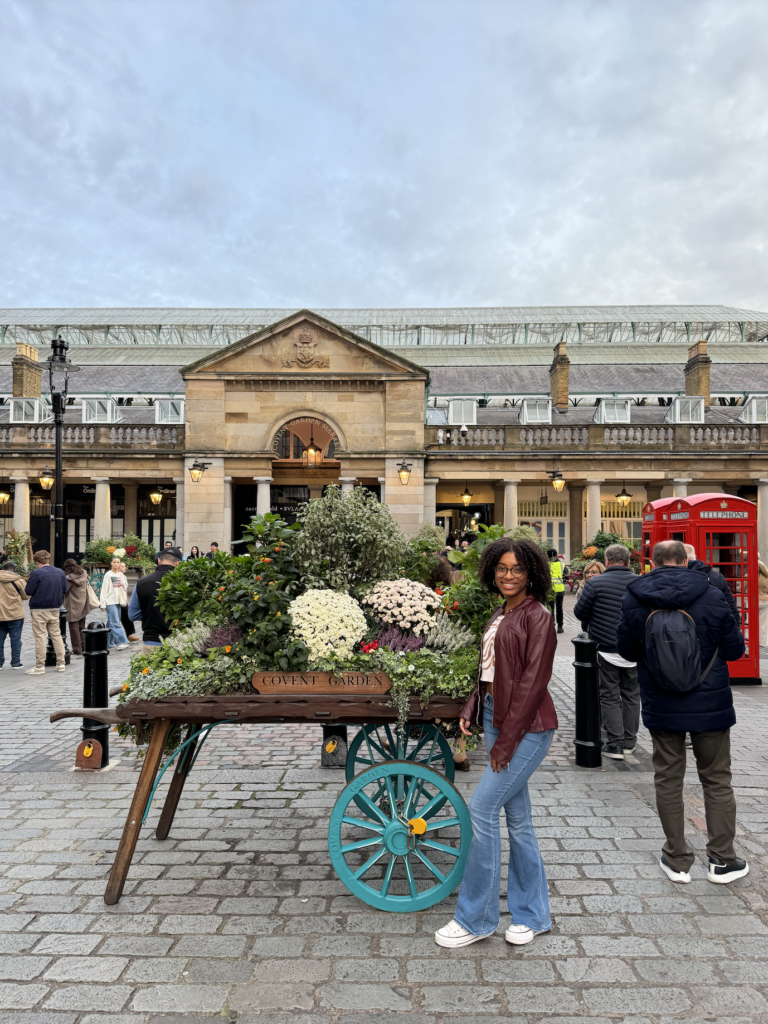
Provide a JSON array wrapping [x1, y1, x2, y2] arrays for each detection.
[[289, 589, 367, 662], [362, 579, 441, 636]]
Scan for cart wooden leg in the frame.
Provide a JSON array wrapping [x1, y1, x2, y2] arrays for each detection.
[[156, 727, 197, 841], [104, 718, 173, 905]]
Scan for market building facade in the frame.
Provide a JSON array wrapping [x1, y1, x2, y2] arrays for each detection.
[[1, 304, 768, 561]]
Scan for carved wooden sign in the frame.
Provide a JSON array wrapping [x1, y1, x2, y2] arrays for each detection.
[[251, 671, 391, 694]]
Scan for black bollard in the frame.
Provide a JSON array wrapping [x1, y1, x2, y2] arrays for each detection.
[[572, 630, 602, 768], [82, 621, 110, 768]]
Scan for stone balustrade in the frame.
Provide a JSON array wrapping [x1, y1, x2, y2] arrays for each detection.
[[0, 424, 183, 448], [426, 423, 766, 451]]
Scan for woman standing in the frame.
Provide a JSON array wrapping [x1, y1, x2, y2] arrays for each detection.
[[62, 559, 89, 656], [99, 557, 130, 650], [189, 545, 201, 559], [436, 538, 557, 949], [118, 562, 140, 642], [758, 560, 768, 645]]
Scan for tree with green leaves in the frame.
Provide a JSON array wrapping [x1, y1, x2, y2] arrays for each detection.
[[292, 485, 407, 594]]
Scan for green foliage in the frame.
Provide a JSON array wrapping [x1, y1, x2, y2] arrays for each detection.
[[84, 532, 156, 567], [414, 523, 447, 550], [292, 485, 407, 594], [401, 537, 442, 585], [446, 522, 509, 571], [442, 573, 502, 642], [4, 530, 30, 572]]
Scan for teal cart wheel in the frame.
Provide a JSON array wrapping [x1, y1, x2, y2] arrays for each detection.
[[88, 570, 105, 598], [328, 760, 472, 912], [346, 724, 455, 818]]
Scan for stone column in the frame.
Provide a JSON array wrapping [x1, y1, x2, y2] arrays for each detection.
[[123, 482, 138, 536], [568, 483, 584, 556], [339, 477, 356, 493], [184, 456, 226, 554], [11, 477, 29, 535], [672, 477, 692, 498], [585, 479, 604, 542], [503, 480, 521, 531], [224, 477, 233, 551], [758, 479, 768, 561], [254, 476, 272, 516], [423, 477, 439, 527], [93, 478, 111, 540], [645, 482, 663, 504], [173, 478, 185, 551], [378, 477, 386, 505]]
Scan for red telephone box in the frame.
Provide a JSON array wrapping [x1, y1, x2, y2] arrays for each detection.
[[641, 493, 760, 684]]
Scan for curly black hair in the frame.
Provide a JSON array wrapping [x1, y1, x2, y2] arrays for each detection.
[[478, 538, 551, 604]]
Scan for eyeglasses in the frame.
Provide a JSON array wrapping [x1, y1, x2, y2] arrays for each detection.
[[494, 564, 526, 577]]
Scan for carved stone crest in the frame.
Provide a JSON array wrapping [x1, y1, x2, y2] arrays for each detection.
[[281, 328, 330, 369]]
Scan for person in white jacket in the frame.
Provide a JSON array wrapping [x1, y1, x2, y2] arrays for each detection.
[[100, 557, 130, 650]]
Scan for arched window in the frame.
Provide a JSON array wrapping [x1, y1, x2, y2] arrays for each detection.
[[272, 418, 339, 465]]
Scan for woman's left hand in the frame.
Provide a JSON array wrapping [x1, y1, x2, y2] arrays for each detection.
[[490, 757, 507, 773]]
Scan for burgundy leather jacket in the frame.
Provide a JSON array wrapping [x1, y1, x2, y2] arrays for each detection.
[[459, 595, 558, 765]]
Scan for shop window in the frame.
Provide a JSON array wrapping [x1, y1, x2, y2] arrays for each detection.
[[545, 520, 566, 555], [82, 398, 123, 424], [594, 399, 631, 424], [9, 398, 52, 424], [519, 399, 551, 425], [155, 399, 185, 424], [448, 400, 477, 426]]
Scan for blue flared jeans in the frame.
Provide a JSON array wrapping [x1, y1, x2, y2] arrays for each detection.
[[454, 695, 553, 937], [105, 603, 129, 648]]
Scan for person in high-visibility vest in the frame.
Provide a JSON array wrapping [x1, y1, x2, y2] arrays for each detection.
[[547, 549, 565, 634]]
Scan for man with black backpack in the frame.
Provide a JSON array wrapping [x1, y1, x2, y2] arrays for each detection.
[[617, 539, 747, 885]]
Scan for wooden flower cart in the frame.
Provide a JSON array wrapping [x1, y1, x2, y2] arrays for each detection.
[[50, 671, 472, 913]]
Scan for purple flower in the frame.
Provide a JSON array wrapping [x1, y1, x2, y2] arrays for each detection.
[[204, 621, 243, 655], [377, 625, 425, 653]]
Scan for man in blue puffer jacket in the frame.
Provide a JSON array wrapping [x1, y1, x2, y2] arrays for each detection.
[[617, 539, 746, 886]]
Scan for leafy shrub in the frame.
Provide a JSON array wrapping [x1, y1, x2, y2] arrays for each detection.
[[84, 532, 156, 567], [424, 614, 476, 653], [292, 485, 407, 594], [442, 573, 501, 642], [447, 523, 512, 571]]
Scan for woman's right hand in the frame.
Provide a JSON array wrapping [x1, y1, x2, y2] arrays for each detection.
[[459, 717, 472, 737]]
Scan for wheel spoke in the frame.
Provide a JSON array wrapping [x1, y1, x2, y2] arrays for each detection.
[[381, 854, 396, 897], [403, 853, 418, 897], [384, 775, 397, 817], [402, 776, 424, 817], [425, 816, 460, 832], [354, 845, 388, 880], [355, 791, 390, 826], [420, 837, 461, 857], [341, 815, 384, 832], [383, 724, 396, 755], [412, 846, 446, 882], [415, 790, 445, 819], [354, 755, 374, 767], [408, 729, 431, 759], [341, 835, 383, 854]]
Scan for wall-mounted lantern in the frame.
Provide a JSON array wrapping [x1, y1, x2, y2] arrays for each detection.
[[189, 459, 211, 483]]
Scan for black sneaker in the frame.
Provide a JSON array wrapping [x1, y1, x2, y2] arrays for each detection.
[[603, 745, 624, 760], [557, 626, 564, 634], [707, 857, 749, 884]]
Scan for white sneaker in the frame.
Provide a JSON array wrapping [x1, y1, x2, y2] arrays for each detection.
[[115, 643, 129, 650], [25, 667, 45, 675], [434, 919, 489, 948], [504, 923, 549, 945], [659, 856, 691, 884], [56, 665, 66, 672]]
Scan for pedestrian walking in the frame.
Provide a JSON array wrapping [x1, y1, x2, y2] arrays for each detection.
[[0, 561, 28, 669], [617, 539, 748, 884], [117, 562, 140, 642], [128, 546, 181, 654], [547, 548, 565, 633], [24, 550, 67, 675], [62, 559, 89, 656], [99, 557, 130, 650], [435, 538, 557, 948], [758, 560, 768, 645], [684, 544, 740, 629], [574, 543, 640, 760]]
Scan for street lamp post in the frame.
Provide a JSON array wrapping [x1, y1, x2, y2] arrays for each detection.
[[41, 337, 80, 667]]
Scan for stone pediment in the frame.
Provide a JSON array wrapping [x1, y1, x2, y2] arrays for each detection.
[[181, 310, 429, 380]]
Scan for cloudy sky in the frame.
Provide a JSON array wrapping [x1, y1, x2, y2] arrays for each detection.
[[1, 0, 766, 310]]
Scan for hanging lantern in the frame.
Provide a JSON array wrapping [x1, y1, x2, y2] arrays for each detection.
[[303, 432, 319, 469], [188, 459, 211, 483], [397, 459, 412, 485], [149, 484, 163, 506], [616, 483, 633, 508], [461, 484, 473, 507], [551, 468, 565, 493], [39, 467, 54, 491]]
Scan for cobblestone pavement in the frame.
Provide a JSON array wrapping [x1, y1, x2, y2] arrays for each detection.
[[0, 595, 765, 1022]]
